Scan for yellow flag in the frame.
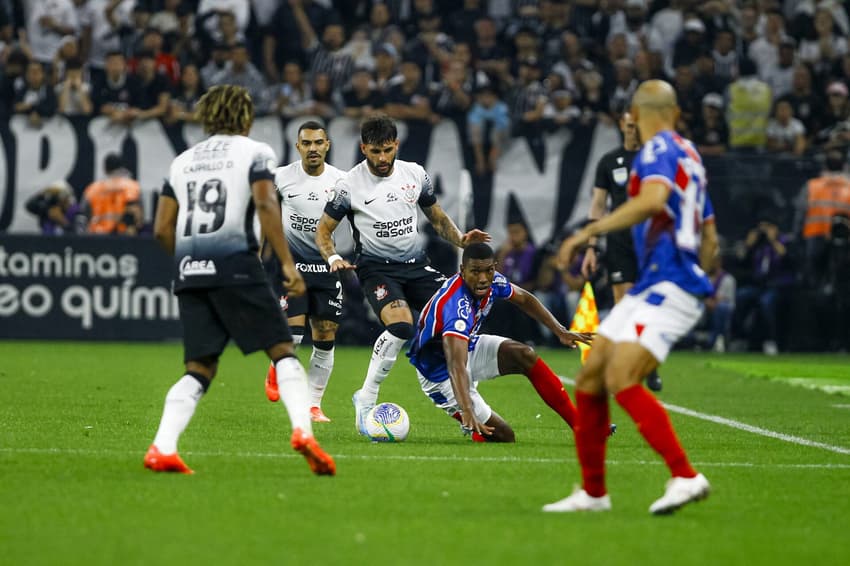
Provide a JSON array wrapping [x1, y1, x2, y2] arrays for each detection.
[[569, 282, 600, 364]]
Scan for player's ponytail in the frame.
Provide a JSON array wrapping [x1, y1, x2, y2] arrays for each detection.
[[195, 85, 255, 136]]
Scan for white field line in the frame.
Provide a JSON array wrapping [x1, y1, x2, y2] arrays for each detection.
[[0, 446, 849, 469], [559, 376, 850, 456]]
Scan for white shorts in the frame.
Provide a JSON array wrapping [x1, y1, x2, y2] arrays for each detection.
[[416, 334, 508, 424], [598, 281, 704, 362]]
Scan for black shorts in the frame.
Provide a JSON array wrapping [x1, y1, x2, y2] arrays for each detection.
[[358, 259, 447, 316], [267, 258, 343, 324], [605, 232, 638, 285], [177, 283, 292, 363]]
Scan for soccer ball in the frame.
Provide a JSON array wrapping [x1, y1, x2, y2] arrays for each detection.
[[364, 402, 410, 442]]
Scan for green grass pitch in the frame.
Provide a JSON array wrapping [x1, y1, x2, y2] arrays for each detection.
[[2, 342, 849, 565]]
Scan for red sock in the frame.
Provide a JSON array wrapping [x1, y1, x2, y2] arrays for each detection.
[[575, 391, 609, 497], [615, 384, 697, 478], [526, 358, 577, 428]]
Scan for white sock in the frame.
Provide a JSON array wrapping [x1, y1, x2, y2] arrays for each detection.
[[308, 346, 334, 407], [152, 375, 205, 454], [292, 334, 304, 347], [275, 356, 313, 435], [361, 331, 406, 404]]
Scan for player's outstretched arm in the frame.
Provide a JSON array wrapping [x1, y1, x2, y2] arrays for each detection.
[[253, 179, 306, 296], [316, 213, 355, 272], [443, 335, 494, 436], [153, 193, 178, 255], [508, 284, 593, 347], [559, 180, 670, 269]]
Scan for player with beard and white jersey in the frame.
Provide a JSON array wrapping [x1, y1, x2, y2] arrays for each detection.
[[264, 121, 347, 423], [144, 85, 335, 476], [315, 114, 491, 436]]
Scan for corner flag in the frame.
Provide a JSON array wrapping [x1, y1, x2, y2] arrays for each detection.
[[569, 282, 599, 364]]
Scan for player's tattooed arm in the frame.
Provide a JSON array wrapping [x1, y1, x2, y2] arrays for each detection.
[[316, 213, 355, 272], [422, 203, 491, 248]]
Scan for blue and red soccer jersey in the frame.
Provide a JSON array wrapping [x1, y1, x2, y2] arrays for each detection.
[[627, 130, 715, 297], [408, 272, 514, 382]]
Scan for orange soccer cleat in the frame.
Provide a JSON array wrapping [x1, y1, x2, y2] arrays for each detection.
[[310, 406, 332, 423], [265, 362, 280, 402], [290, 428, 336, 476], [143, 445, 194, 474]]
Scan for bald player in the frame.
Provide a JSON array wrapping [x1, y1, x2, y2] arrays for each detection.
[[544, 80, 718, 515]]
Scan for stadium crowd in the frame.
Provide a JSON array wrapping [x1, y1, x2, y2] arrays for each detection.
[[4, 0, 850, 352], [3, 0, 850, 150]]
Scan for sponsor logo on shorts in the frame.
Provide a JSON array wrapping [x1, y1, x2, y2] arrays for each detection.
[[611, 271, 624, 283], [279, 295, 288, 311], [374, 284, 388, 301], [178, 256, 217, 280], [295, 262, 328, 273]]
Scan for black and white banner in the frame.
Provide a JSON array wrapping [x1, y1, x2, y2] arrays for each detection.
[[0, 115, 618, 246]]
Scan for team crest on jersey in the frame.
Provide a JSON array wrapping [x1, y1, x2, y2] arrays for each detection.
[[279, 295, 288, 311], [374, 284, 388, 301], [613, 167, 628, 185], [386, 192, 398, 203], [308, 191, 319, 201], [401, 183, 417, 203]]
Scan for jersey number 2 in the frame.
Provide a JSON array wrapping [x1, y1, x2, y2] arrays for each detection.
[[184, 179, 227, 236]]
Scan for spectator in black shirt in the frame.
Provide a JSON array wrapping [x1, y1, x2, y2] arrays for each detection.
[[167, 62, 203, 124], [130, 49, 170, 120], [449, 0, 484, 42], [384, 59, 434, 125], [342, 66, 383, 120], [93, 51, 137, 123], [778, 65, 823, 140], [672, 64, 704, 133], [473, 16, 511, 92], [0, 48, 28, 117], [672, 18, 707, 70], [692, 92, 728, 156], [13, 60, 56, 127]]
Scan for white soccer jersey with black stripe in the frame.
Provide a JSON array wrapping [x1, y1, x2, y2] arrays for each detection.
[[165, 134, 277, 290], [323, 159, 437, 263], [275, 161, 346, 262]]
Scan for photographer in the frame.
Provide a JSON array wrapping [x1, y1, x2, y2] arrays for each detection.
[[25, 180, 83, 235], [733, 218, 795, 355]]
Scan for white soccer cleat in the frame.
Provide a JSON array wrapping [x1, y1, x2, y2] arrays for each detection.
[[649, 473, 710, 515], [352, 389, 373, 436], [542, 487, 612, 513]]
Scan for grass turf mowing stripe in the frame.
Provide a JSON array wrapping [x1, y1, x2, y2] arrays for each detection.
[[559, 377, 850, 455], [2, 447, 849, 469]]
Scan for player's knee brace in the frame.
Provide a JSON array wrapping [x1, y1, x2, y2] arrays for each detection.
[[386, 321, 415, 341]]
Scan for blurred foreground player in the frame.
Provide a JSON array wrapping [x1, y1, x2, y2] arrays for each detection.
[[547, 80, 717, 514], [582, 111, 663, 392], [144, 85, 335, 475]]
